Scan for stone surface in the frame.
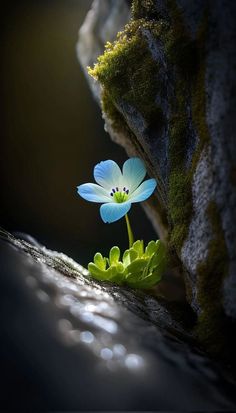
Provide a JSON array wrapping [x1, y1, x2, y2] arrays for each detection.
[[1, 230, 236, 410], [76, 0, 130, 101], [76, 0, 236, 353], [181, 147, 213, 314]]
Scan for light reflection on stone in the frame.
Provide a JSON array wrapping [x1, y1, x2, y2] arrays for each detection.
[[81, 311, 94, 323], [125, 354, 145, 370], [84, 303, 97, 312], [97, 301, 109, 310], [59, 294, 77, 306], [100, 347, 113, 360], [36, 289, 50, 302], [113, 344, 126, 358], [30, 254, 146, 372], [80, 331, 94, 344], [92, 315, 118, 334], [80, 290, 89, 297], [64, 283, 78, 292], [69, 303, 83, 317]]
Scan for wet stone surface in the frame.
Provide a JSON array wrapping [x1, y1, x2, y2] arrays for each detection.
[[0, 231, 236, 410]]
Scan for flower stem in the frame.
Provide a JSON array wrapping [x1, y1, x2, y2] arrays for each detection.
[[125, 214, 134, 248]]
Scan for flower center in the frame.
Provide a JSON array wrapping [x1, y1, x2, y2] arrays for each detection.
[[110, 187, 129, 203]]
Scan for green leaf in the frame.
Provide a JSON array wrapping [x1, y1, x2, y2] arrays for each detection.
[[145, 240, 158, 257], [109, 246, 120, 265], [108, 265, 124, 284], [122, 249, 130, 267], [94, 253, 106, 270], [132, 240, 144, 257], [131, 273, 161, 289], [88, 263, 108, 281], [126, 258, 147, 275], [144, 241, 166, 277], [125, 271, 143, 283], [155, 240, 166, 257], [116, 262, 125, 273], [129, 248, 138, 262], [87, 239, 166, 289]]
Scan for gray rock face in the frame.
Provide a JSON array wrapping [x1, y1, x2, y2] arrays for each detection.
[[181, 147, 214, 314], [177, 0, 236, 328], [205, 0, 236, 318], [76, 0, 236, 347], [77, 0, 130, 101], [1, 231, 236, 410]]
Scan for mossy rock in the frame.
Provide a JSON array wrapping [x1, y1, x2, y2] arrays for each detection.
[[78, 0, 236, 361]]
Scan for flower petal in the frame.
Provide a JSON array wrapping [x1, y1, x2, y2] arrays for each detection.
[[94, 160, 122, 189], [122, 157, 146, 192], [129, 178, 157, 203], [77, 183, 111, 203], [100, 202, 131, 223]]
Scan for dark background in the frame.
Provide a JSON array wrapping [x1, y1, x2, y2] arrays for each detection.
[[0, 0, 156, 265]]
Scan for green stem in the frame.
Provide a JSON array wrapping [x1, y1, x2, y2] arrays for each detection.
[[125, 214, 134, 248]]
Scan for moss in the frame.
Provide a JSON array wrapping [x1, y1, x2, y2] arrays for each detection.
[[166, 8, 209, 253], [87, 0, 234, 358], [131, 0, 162, 20], [89, 19, 165, 126], [89, 0, 210, 256], [101, 89, 127, 134], [194, 202, 230, 356], [89, 14, 170, 234], [167, 77, 193, 251], [168, 172, 192, 253], [191, 14, 210, 150], [87, 0, 233, 358]]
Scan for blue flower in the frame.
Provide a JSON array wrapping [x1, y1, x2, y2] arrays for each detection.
[[77, 158, 157, 223]]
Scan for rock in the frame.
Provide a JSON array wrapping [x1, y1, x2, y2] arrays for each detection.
[[76, 0, 236, 356], [76, 0, 130, 101], [0, 230, 236, 410]]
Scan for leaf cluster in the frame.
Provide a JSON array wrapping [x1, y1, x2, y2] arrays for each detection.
[[88, 240, 166, 289]]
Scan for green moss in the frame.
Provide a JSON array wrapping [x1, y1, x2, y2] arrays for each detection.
[[101, 89, 127, 134], [87, 0, 233, 358], [89, 15, 169, 234], [131, 0, 161, 20], [168, 172, 192, 252], [166, 8, 209, 253], [167, 76, 192, 251], [89, 19, 165, 126], [87, 0, 235, 357], [194, 202, 229, 356], [89, 1, 210, 256]]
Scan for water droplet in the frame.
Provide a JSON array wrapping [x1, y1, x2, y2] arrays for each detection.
[[93, 315, 118, 334], [80, 331, 94, 344], [100, 348, 113, 360], [81, 311, 94, 323], [113, 344, 126, 358], [125, 354, 144, 370], [59, 294, 76, 306], [69, 303, 83, 317], [84, 304, 97, 312]]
